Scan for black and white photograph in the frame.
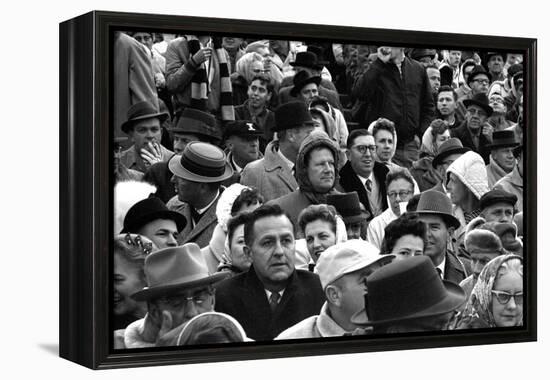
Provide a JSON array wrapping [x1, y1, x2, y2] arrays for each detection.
[[110, 23, 531, 351]]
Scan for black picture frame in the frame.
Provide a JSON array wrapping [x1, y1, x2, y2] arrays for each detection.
[[59, 10, 537, 369]]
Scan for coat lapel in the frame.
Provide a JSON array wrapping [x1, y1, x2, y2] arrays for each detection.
[[182, 198, 219, 245]]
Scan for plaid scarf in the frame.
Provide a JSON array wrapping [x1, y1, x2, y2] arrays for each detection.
[[188, 38, 234, 121]]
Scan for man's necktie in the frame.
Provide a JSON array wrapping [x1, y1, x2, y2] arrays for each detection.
[[191, 208, 202, 225], [436, 267, 443, 279], [365, 178, 372, 193], [269, 292, 280, 312]]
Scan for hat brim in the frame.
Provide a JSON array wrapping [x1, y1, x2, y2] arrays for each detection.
[[122, 210, 187, 234], [462, 100, 494, 117], [290, 61, 326, 70], [341, 213, 368, 224], [350, 280, 466, 326], [168, 155, 234, 183], [486, 142, 520, 150], [121, 112, 170, 134], [272, 120, 317, 132], [131, 272, 230, 302], [290, 76, 323, 97], [415, 210, 461, 230], [432, 147, 471, 168]]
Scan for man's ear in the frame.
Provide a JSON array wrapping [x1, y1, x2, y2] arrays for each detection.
[[345, 148, 351, 161], [243, 245, 253, 262], [325, 285, 341, 307]]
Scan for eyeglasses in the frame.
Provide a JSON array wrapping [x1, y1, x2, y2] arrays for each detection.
[[352, 145, 376, 155], [491, 290, 523, 305], [467, 108, 488, 117], [124, 233, 153, 255], [472, 78, 490, 85], [158, 290, 213, 308], [387, 190, 413, 199]]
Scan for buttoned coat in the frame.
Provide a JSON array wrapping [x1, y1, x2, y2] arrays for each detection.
[[214, 266, 325, 341], [337, 160, 389, 221], [240, 140, 298, 202], [451, 121, 492, 164]]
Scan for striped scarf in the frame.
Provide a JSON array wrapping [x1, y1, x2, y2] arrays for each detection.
[[188, 38, 234, 121]]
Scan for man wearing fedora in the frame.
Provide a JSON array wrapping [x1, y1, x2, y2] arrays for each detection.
[[267, 130, 340, 229], [276, 240, 394, 339], [143, 108, 222, 203], [278, 51, 342, 109], [479, 189, 518, 224], [456, 64, 492, 118], [240, 101, 315, 202], [119, 100, 174, 174], [122, 196, 187, 249], [415, 190, 471, 285], [494, 144, 523, 212], [338, 129, 389, 221], [222, 120, 263, 186], [326, 192, 368, 240], [290, 70, 322, 105], [351, 46, 435, 169], [411, 138, 470, 192], [451, 92, 494, 164], [167, 141, 234, 249], [214, 204, 325, 341], [350, 255, 466, 333], [115, 244, 229, 348], [486, 130, 520, 187]]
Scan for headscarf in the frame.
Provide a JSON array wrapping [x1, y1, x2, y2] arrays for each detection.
[[295, 130, 341, 205], [458, 254, 523, 328], [420, 126, 437, 157], [235, 52, 264, 83]]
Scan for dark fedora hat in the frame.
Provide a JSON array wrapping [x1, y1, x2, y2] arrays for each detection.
[[273, 101, 316, 132], [350, 256, 466, 326], [463, 93, 494, 117], [410, 48, 437, 60], [290, 71, 322, 97], [224, 120, 263, 139], [467, 64, 492, 86], [169, 108, 222, 142], [432, 138, 470, 168], [415, 190, 461, 229], [121, 100, 169, 134], [487, 130, 520, 150], [131, 244, 230, 302], [479, 189, 518, 210], [168, 141, 234, 183], [290, 51, 327, 70], [326, 192, 368, 224], [122, 196, 187, 234]]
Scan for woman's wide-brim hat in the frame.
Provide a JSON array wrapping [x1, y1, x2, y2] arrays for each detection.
[[351, 256, 466, 326], [121, 100, 169, 134], [414, 190, 461, 229], [132, 244, 230, 302], [290, 71, 322, 97], [122, 196, 187, 233], [168, 141, 234, 183]]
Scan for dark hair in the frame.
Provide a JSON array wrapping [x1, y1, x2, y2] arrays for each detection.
[[297, 204, 338, 235], [231, 187, 264, 216], [406, 194, 422, 212], [437, 85, 458, 101], [380, 213, 427, 255], [385, 167, 415, 190], [226, 213, 252, 248], [429, 119, 450, 137], [346, 128, 370, 149], [243, 204, 294, 247], [250, 74, 274, 94], [372, 118, 396, 140]]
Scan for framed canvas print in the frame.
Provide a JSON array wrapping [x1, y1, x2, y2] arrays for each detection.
[[59, 10, 537, 369]]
